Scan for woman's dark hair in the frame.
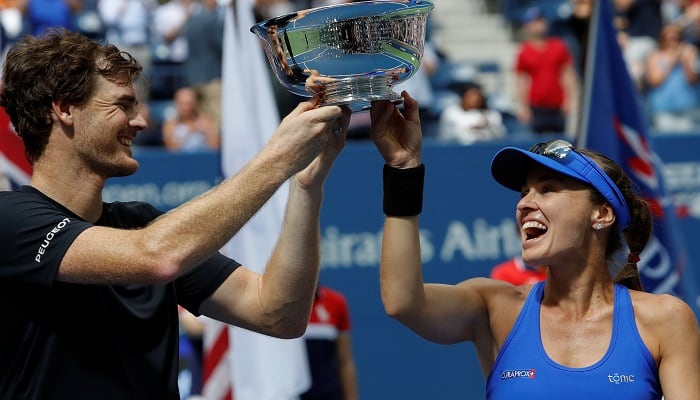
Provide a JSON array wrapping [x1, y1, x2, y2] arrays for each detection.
[[0, 28, 143, 163], [579, 148, 653, 291]]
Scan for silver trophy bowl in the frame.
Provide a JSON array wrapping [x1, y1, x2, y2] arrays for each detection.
[[251, 0, 434, 112]]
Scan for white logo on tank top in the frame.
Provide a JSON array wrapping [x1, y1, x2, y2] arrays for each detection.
[[608, 373, 635, 384]]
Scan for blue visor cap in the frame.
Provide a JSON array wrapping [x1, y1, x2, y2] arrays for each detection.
[[490, 146, 631, 230]]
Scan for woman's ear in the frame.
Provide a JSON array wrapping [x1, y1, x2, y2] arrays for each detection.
[[592, 202, 616, 230]]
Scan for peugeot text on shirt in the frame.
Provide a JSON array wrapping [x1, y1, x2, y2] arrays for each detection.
[[35, 217, 70, 262]]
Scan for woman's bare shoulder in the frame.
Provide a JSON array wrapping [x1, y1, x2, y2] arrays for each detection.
[[630, 290, 696, 324], [458, 277, 535, 324], [630, 289, 700, 371], [629, 289, 699, 346]]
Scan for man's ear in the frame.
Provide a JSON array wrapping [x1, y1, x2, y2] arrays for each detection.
[[50, 101, 73, 126]]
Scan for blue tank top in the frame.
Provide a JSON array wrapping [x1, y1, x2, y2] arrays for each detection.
[[486, 282, 661, 399]]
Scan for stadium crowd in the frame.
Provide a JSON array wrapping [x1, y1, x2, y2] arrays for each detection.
[[1, 0, 697, 148]]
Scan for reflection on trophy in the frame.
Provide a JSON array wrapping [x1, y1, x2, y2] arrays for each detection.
[[251, 0, 434, 112]]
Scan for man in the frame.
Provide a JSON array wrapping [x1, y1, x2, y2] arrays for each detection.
[[0, 29, 350, 398], [97, 0, 156, 82]]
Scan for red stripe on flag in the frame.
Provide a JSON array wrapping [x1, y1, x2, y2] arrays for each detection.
[[202, 321, 234, 400], [202, 325, 230, 384], [0, 106, 31, 176]]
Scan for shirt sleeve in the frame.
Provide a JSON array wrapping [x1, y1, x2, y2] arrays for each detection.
[[0, 192, 92, 286], [175, 252, 240, 315]]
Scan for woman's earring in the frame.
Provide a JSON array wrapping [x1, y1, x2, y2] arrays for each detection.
[[595, 223, 603, 230]]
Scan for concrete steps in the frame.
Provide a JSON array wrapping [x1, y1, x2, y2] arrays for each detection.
[[428, 0, 518, 103]]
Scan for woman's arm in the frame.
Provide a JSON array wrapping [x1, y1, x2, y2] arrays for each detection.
[[650, 294, 700, 399], [370, 92, 504, 344]]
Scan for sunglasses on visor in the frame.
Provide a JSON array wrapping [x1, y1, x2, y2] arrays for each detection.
[[528, 139, 631, 230]]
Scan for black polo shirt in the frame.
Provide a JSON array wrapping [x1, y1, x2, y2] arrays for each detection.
[[0, 186, 238, 399]]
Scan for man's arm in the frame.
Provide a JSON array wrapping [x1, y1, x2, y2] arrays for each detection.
[[198, 175, 326, 338], [58, 100, 346, 288], [191, 104, 351, 338]]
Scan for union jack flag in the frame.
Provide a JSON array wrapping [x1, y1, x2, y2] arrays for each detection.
[[0, 105, 31, 189], [577, 0, 700, 313]]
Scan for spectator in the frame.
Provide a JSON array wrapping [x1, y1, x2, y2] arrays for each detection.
[[437, 81, 506, 145], [72, 0, 104, 41], [0, 0, 24, 42], [644, 23, 700, 132], [97, 0, 156, 84], [514, 6, 578, 135], [162, 86, 220, 151], [614, 0, 664, 89], [151, 0, 193, 99], [672, 0, 700, 46], [25, 0, 83, 36], [549, 0, 593, 77], [183, 0, 223, 132], [489, 256, 546, 286], [301, 285, 358, 400]]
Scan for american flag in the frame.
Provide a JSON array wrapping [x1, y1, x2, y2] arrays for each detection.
[[202, 317, 233, 400], [202, 1, 311, 399]]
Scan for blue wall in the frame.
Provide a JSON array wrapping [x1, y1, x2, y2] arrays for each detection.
[[105, 135, 700, 400]]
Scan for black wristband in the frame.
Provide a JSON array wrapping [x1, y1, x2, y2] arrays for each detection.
[[383, 164, 425, 216]]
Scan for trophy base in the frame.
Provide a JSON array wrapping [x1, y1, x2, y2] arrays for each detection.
[[316, 75, 403, 112]]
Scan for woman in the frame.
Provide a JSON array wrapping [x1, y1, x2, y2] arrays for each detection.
[[162, 86, 220, 152], [437, 81, 506, 145], [645, 23, 699, 132], [370, 92, 700, 399]]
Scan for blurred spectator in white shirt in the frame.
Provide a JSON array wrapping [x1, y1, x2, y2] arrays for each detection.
[[152, 0, 192, 64], [98, 0, 156, 80], [438, 81, 506, 145]]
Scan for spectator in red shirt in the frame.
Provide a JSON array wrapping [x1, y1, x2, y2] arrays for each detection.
[[515, 6, 578, 135], [302, 285, 358, 400], [489, 256, 546, 286]]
